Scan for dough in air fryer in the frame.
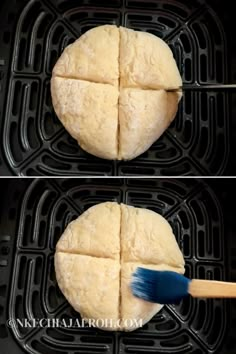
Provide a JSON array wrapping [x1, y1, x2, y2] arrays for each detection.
[[51, 25, 182, 160], [54, 202, 185, 331]]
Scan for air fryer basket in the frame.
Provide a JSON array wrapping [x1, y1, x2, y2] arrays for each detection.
[[0, 178, 236, 354], [0, 0, 236, 176]]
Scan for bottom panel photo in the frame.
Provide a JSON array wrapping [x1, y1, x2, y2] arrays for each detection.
[[0, 178, 236, 354]]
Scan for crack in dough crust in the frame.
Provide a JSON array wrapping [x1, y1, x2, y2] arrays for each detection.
[[51, 25, 182, 160], [55, 202, 185, 331]]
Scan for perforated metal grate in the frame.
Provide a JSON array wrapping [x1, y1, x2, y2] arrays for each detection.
[[0, 178, 229, 353], [0, 0, 235, 175]]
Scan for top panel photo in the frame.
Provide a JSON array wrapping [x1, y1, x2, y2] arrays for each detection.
[[0, 0, 235, 176]]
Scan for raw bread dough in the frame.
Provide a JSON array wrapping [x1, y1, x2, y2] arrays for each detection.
[[51, 77, 119, 160], [55, 253, 120, 330], [119, 26, 182, 90], [55, 202, 185, 331], [51, 25, 182, 160], [56, 202, 120, 259], [120, 204, 185, 267], [52, 25, 119, 86], [119, 89, 181, 160], [121, 263, 183, 331]]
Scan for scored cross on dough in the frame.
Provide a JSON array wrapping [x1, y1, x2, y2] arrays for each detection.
[[51, 25, 182, 160], [55, 202, 185, 331]]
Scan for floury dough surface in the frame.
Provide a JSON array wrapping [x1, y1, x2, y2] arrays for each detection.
[[52, 25, 119, 86], [119, 26, 182, 90], [118, 89, 181, 160], [51, 25, 182, 160], [51, 78, 119, 160], [55, 202, 185, 331]]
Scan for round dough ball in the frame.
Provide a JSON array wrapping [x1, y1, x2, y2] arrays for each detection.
[[55, 202, 185, 331], [51, 25, 182, 160]]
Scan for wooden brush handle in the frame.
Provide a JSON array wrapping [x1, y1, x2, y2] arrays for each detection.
[[189, 279, 236, 298]]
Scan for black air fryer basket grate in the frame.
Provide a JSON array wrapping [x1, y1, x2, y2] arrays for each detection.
[[0, 0, 236, 176], [1, 178, 236, 353]]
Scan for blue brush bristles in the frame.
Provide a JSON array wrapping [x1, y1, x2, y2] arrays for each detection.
[[131, 268, 190, 304]]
